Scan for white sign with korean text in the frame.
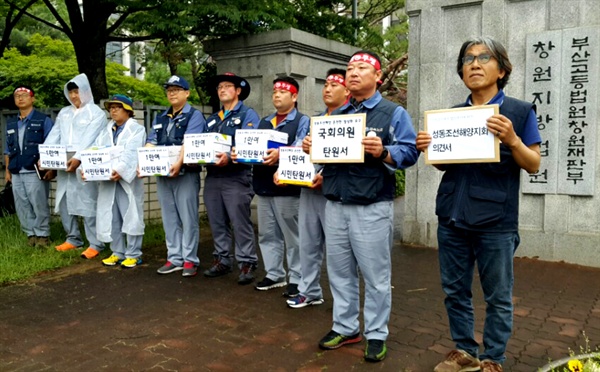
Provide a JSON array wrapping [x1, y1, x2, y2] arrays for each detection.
[[39, 144, 68, 169], [137, 147, 171, 176], [310, 114, 366, 163], [277, 147, 315, 186], [80, 146, 124, 181], [235, 130, 288, 163], [424, 105, 500, 164], [183, 133, 231, 164]]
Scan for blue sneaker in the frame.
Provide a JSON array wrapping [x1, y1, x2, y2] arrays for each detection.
[[287, 295, 324, 308]]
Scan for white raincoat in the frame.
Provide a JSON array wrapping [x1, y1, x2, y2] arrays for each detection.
[[44, 74, 107, 217], [95, 117, 146, 242]]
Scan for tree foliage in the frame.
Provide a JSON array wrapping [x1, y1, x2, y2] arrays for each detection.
[[0, 34, 168, 108], [1, 0, 409, 105]]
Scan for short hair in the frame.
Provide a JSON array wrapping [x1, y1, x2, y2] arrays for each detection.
[[327, 68, 346, 78], [273, 76, 299, 108], [66, 82, 79, 91], [14, 85, 35, 97], [456, 36, 512, 89], [273, 76, 300, 93], [350, 50, 382, 70]]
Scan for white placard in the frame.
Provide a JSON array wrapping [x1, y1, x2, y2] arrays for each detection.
[[235, 130, 288, 163], [80, 146, 123, 181], [310, 114, 366, 163], [424, 105, 500, 164], [137, 147, 170, 176], [183, 133, 231, 164], [39, 144, 68, 169], [277, 147, 315, 186]]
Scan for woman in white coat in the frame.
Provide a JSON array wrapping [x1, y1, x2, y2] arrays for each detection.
[[43, 73, 107, 258], [94, 95, 146, 268]]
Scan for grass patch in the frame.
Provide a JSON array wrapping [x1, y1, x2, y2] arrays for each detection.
[[0, 216, 167, 286], [0, 215, 78, 285]]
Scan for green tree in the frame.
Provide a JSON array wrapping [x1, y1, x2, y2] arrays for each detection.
[[0, 0, 37, 57], [0, 34, 167, 108]]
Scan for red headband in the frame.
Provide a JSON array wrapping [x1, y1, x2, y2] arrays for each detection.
[[14, 87, 34, 97], [273, 81, 298, 94], [349, 53, 381, 70], [326, 74, 346, 86]]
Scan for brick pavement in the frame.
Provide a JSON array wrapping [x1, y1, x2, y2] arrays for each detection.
[[1, 233, 600, 371]]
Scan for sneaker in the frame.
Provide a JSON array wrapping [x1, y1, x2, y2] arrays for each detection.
[[102, 254, 124, 266], [480, 360, 503, 372], [80, 247, 99, 259], [434, 349, 481, 372], [203, 260, 232, 277], [156, 261, 183, 275], [287, 295, 324, 308], [56, 241, 80, 252], [121, 257, 142, 268], [237, 263, 255, 285], [282, 283, 300, 298], [36, 237, 49, 247], [364, 339, 387, 362], [182, 262, 198, 277], [255, 277, 287, 291], [27, 236, 37, 247], [318, 330, 363, 350]]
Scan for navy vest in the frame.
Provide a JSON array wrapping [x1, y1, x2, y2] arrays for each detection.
[[205, 104, 252, 178], [252, 111, 305, 197], [321, 98, 398, 205], [435, 96, 534, 231], [7, 110, 50, 173], [153, 107, 200, 146]]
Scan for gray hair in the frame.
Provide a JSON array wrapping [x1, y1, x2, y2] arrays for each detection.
[[456, 36, 512, 89]]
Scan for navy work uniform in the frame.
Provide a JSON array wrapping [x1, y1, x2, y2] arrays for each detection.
[[204, 101, 260, 271]]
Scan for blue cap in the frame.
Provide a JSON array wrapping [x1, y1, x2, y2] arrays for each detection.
[[163, 75, 190, 90]]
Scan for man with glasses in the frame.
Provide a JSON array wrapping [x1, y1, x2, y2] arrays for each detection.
[[417, 37, 541, 372], [4, 85, 53, 247], [147, 75, 207, 277], [202, 73, 260, 285]]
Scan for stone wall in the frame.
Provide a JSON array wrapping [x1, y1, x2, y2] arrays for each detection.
[[405, 0, 600, 266], [204, 28, 359, 117]]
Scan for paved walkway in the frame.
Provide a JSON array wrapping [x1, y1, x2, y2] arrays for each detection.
[[1, 232, 600, 371]]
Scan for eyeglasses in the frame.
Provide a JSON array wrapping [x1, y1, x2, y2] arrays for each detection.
[[166, 88, 184, 95], [217, 84, 235, 91], [14, 94, 31, 99], [108, 106, 123, 111], [462, 53, 493, 66]]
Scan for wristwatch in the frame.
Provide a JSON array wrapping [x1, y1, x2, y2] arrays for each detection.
[[378, 148, 389, 161]]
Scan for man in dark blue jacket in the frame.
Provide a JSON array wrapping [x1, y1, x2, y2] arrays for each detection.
[[417, 37, 541, 372], [307, 51, 418, 363], [202, 73, 260, 285], [147, 75, 207, 278], [4, 86, 53, 247]]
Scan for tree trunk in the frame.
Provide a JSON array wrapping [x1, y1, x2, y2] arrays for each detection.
[[71, 37, 109, 102]]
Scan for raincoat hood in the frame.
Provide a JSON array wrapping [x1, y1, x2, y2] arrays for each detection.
[[63, 73, 94, 108]]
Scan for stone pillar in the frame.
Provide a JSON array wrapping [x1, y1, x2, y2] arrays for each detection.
[[405, 0, 600, 267], [204, 28, 358, 118]]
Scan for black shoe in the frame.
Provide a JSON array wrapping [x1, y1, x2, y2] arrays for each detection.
[[203, 260, 232, 277], [238, 263, 256, 285], [255, 277, 286, 291], [282, 283, 299, 298], [364, 339, 387, 362]]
